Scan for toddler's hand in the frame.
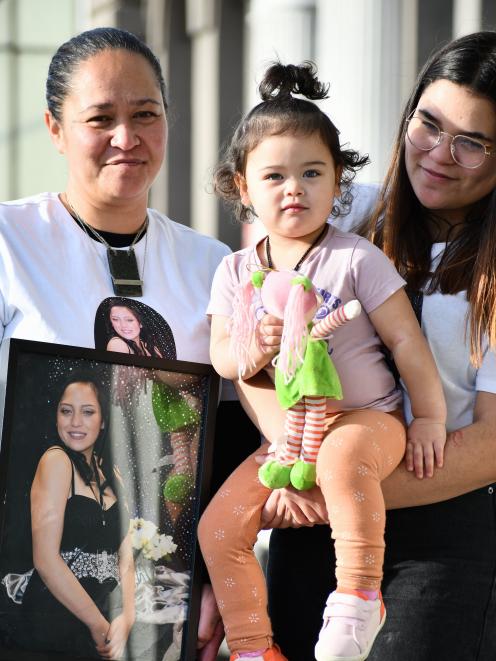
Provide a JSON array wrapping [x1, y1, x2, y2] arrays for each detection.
[[406, 417, 447, 479], [257, 314, 283, 354]]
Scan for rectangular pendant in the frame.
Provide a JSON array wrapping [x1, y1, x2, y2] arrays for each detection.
[[107, 248, 143, 297]]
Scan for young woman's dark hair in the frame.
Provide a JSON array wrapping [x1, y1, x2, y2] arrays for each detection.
[[364, 31, 496, 366], [214, 61, 369, 223], [46, 26, 167, 120]]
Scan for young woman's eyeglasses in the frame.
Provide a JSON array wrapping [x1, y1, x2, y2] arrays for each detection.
[[405, 111, 496, 169]]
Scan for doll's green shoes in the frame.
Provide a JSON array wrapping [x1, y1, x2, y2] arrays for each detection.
[[289, 460, 317, 491], [258, 459, 316, 491], [258, 460, 292, 489]]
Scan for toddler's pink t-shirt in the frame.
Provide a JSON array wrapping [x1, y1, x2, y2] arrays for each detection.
[[207, 225, 405, 413]]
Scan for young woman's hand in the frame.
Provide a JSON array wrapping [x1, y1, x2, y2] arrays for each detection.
[[254, 444, 328, 528], [90, 616, 112, 656], [261, 485, 329, 528], [97, 612, 134, 659], [406, 417, 447, 478]]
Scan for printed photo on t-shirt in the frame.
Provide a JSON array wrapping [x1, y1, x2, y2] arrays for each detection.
[[94, 297, 176, 359]]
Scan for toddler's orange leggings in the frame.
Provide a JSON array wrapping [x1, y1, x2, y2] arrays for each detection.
[[198, 408, 406, 654]]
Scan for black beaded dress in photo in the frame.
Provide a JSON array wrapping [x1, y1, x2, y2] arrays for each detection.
[[21, 451, 125, 658]]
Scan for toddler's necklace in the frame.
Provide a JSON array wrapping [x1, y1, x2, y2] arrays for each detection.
[[67, 199, 148, 297], [265, 224, 328, 271]]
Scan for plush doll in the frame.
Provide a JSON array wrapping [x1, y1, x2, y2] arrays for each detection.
[[231, 269, 361, 491]]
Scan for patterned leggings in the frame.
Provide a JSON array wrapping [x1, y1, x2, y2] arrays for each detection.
[[198, 408, 406, 654]]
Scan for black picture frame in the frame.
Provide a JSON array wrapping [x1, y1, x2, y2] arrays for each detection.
[[0, 339, 219, 661]]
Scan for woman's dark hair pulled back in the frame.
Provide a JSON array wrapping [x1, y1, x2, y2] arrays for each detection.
[[214, 61, 368, 222], [46, 26, 167, 120]]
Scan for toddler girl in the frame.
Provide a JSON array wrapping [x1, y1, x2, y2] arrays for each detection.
[[199, 62, 447, 661]]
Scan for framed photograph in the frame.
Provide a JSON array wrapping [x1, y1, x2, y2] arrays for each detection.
[[0, 339, 219, 661]]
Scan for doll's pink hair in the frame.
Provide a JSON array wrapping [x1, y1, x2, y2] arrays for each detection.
[[276, 275, 316, 383], [229, 278, 258, 378]]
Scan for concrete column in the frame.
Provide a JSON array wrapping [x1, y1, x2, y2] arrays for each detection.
[[453, 0, 482, 38], [83, 0, 119, 26], [74, 0, 96, 31], [186, 0, 220, 236], [315, 0, 418, 184], [145, 0, 169, 214], [243, 0, 316, 244], [245, 0, 316, 108]]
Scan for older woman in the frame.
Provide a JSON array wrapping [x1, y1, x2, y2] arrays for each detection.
[[0, 28, 227, 364], [233, 31, 496, 661], [0, 27, 256, 660]]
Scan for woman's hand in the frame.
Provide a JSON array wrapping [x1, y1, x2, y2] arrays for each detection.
[[95, 613, 134, 659], [255, 445, 328, 528], [197, 584, 224, 660], [90, 616, 111, 657], [261, 485, 329, 528]]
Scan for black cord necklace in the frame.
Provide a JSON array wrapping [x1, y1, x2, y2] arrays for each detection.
[[67, 199, 148, 297], [265, 224, 328, 271]]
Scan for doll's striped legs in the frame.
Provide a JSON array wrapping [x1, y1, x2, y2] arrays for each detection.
[[288, 396, 327, 490], [300, 396, 327, 463], [276, 396, 326, 465], [260, 398, 325, 489], [276, 401, 304, 465], [311, 300, 362, 339]]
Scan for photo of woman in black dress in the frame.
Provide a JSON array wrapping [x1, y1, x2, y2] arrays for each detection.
[[19, 375, 134, 660]]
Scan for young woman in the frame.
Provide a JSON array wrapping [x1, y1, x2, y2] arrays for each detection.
[[20, 376, 132, 660], [106, 300, 166, 357]]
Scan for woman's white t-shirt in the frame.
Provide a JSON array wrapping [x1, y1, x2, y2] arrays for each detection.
[[333, 183, 496, 432], [0, 192, 230, 384]]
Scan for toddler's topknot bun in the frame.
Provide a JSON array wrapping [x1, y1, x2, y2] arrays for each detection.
[[258, 61, 329, 103]]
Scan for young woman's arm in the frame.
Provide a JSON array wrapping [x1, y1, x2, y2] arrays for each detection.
[[100, 534, 135, 659], [256, 387, 496, 525], [369, 288, 447, 478], [210, 313, 282, 380], [382, 390, 496, 507], [31, 450, 111, 647]]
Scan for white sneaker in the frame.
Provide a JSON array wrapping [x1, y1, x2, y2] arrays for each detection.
[[314, 590, 386, 661]]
